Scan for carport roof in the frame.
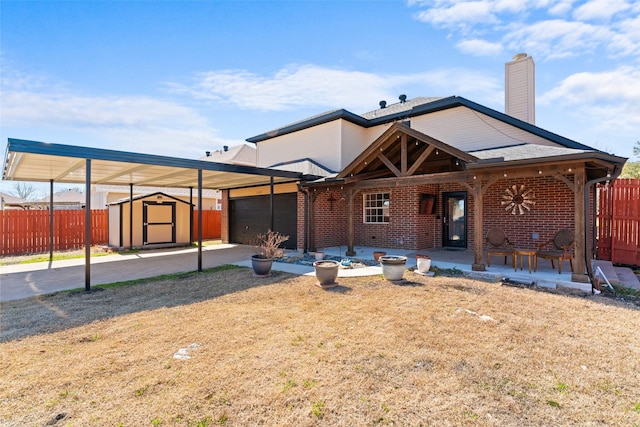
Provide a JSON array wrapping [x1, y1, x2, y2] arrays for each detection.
[[2, 138, 308, 190]]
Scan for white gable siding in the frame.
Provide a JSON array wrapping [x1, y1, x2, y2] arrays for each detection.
[[410, 106, 558, 152], [256, 120, 343, 171], [340, 121, 368, 169]]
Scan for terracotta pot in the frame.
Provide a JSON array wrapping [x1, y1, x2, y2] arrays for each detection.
[[313, 260, 340, 288], [379, 255, 407, 281], [373, 251, 387, 262]]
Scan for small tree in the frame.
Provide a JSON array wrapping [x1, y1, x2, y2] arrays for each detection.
[[11, 182, 37, 201], [620, 141, 640, 179]]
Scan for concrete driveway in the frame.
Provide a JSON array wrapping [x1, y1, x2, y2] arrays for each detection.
[[0, 244, 257, 302]]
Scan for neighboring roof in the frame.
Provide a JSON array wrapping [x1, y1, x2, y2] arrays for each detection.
[[34, 189, 85, 204], [108, 191, 193, 206], [246, 96, 598, 153], [269, 158, 336, 176], [0, 191, 27, 205], [95, 184, 219, 198], [2, 139, 312, 190], [200, 144, 256, 166]]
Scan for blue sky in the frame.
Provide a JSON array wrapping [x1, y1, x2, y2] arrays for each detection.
[[1, 0, 639, 195]]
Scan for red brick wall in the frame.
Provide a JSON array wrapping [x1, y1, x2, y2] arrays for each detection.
[[312, 189, 348, 249], [307, 176, 579, 251], [221, 189, 229, 243]]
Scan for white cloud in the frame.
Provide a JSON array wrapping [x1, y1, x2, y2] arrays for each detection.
[[172, 64, 502, 113], [456, 38, 504, 56], [0, 68, 238, 158], [573, 0, 631, 21], [410, 0, 640, 61], [504, 19, 613, 59], [539, 66, 640, 129], [413, 1, 499, 30]]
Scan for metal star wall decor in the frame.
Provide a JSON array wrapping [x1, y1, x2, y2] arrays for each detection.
[[501, 184, 536, 215]]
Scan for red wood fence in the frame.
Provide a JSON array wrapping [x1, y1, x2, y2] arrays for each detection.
[[192, 210, 221, 241], [1, 209, 222, 256], [0, 210, 108, 256], [597, 178, 640, 267]]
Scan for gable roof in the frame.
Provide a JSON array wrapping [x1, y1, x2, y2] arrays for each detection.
[[0, 191, 27, 205], [246, 96, 597, 153], [108, 191, 193, 206]]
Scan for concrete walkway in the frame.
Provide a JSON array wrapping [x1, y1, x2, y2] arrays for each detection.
[[1, 244, 258, 302]]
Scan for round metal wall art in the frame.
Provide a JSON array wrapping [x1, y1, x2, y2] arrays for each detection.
[[501, 184, 536, 215]]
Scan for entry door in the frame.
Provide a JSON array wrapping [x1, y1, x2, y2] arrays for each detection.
[[143, 201, 176, 245], [442, 192, 467, 248]]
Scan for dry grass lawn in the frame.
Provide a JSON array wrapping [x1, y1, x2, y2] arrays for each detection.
[[1, 266, 639, 426]]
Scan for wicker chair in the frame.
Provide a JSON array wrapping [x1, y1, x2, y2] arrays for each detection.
[[486, 228, 515, 268], [535, 229, 575, 274]]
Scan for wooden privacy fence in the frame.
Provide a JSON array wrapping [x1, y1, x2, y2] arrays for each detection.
[[597, 178, 640, 267], [192, 210, 221, 241], [1, 209, 221, 256], [0, 210, 108, 256]]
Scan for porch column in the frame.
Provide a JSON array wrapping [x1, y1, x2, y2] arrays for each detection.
[[308, 190, 317, 252], [472, 179, 485, 271], [572, 166, 589, 282], [346, 187, 356, 257], [189, 187, 193, 244]]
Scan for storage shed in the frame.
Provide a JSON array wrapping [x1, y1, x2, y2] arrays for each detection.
[[108, 192, 193, 249]]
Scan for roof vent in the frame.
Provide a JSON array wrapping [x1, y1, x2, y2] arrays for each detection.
[[223, 145, 229, 152], [379, 100, 387, 109], [205, 151, 211, 157], [399, 94, 407, 103]]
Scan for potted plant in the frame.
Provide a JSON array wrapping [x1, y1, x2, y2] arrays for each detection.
[[251, 230, 289, 277], [415, 254, 431, 274], [313, 259, 340, 289], [379, 255, 407, 281], [314, 251, 325, 261]]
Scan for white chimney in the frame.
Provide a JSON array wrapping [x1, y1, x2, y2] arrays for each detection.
[[505, 53, 535, 125]]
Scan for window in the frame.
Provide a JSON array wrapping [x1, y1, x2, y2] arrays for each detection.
[[364, 193, 390, 223]]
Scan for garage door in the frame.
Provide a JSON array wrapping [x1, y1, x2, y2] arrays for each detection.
[[230, 193, 297, 249]]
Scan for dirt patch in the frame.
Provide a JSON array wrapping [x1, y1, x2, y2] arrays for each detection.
[[2, 268, 640, 426]]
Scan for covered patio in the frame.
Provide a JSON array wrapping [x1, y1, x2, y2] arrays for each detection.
[[311, 245, 587, 292]]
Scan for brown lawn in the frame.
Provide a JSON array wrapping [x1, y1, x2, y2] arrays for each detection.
[[1, 266, 639, 426]]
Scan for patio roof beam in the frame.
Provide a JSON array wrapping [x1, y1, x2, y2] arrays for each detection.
[[96, 164, 152, 184], [55, 158, 86, 181]]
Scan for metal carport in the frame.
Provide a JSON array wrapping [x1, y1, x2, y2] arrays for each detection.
[[2, 138, 311, 290]]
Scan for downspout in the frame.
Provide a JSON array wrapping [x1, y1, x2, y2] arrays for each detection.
[[584, 165, 622, 291]]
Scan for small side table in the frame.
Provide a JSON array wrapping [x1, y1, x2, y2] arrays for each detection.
[[514, 249, 537, 273]]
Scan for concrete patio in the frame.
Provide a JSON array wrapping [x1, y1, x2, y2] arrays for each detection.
[[310, 245, 593, 293]]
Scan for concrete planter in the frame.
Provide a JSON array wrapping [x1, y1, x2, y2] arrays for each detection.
[[313, 260, 340, 289], [379, 255, 407, 281], [314, 251, 325, 261]]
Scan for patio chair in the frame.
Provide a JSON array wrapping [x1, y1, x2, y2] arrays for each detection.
[[535, 229, 575, 274], [486, 228, 515, 268]]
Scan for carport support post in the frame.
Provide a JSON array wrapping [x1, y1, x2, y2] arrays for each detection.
[[129, 184, 133, 249], [197, 169, 203, 272], [85, 159, 91, 291], [270, 177, 274, 230], [346, 187, 356, 257], [189, 186, 193, 244], [49, 179, 54, 261]]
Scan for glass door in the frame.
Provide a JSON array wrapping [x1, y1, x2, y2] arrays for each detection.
[[442, 192, 467, 248]]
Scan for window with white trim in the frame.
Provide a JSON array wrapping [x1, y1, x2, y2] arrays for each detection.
[[363, 193, 390, 223]]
